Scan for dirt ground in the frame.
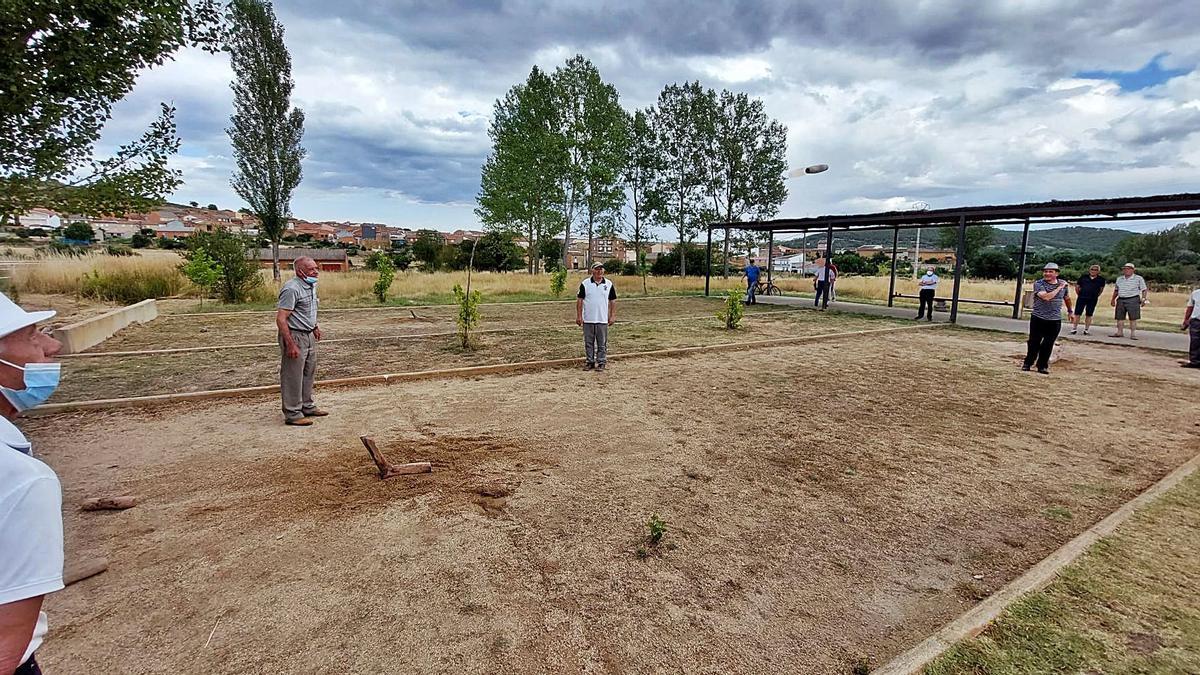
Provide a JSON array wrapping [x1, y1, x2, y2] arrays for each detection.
[[56, 298, 904, 401], [28, 328, 1200, 674]]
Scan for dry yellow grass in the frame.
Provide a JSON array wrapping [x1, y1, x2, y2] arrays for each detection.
[[6, 252, 189, 296]]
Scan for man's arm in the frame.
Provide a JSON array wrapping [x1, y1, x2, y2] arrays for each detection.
[[0, 596, 43, 673], [1140, 278, 1149, 303], [1063, 290, 1074, 318], [276, 309, 300, 358], [1184, 304, 1195, 330]]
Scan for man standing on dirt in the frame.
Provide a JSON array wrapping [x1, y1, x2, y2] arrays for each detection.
[[0, 292, 65, 675], [1182, 285, 1200, 368], [1070, 264, 1105, 336], [1023, 263, 1074, 375], [277, 257, 328, 426], [576, 262, 616, 371], [813, 258, 834, 310], [1109, 263, 1148, 340], [744, 259, 760, 305], [915, 267, 938, 321]]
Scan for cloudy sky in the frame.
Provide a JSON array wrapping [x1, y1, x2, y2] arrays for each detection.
[[99, 0, 1200, 234]]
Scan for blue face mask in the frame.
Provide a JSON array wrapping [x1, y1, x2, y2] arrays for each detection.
[[0, 358, 61, 412], [304, 276, 319, 285]]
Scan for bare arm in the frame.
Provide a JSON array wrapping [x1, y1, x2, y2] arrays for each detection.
[[575, 298, 583, 326], [1185, 305, 1195, 330], [0, 596, 43, 673], [607, 300, 615, 325], [276, 309, 299, 357]]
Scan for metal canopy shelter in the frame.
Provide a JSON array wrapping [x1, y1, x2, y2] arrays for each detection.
[[704, 192, 1200, 322]]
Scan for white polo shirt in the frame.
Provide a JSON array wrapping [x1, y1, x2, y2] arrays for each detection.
[[576, 277, 616, 324], [0, 416, 64, 665]]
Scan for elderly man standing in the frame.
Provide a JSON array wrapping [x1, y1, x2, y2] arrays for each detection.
[[1109, 262, 1148, 340], [277, 256, 328, 426], [1183, 285, 1200, 369], [576, 262, 616, 371], [1023, 263, 1074, 375], [0, 293, 64, 675]]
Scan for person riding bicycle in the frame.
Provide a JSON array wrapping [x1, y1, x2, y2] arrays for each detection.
[[744, 259, 761, 305]]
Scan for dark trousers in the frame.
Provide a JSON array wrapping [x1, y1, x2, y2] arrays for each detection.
[[746, 280, 757, 304], [814, 280, 830, 308], [917, 288, 935, 319], [1025, 316, 1061, 370], [1190, 318, 1200, 365], [16, 656, 41, 674]]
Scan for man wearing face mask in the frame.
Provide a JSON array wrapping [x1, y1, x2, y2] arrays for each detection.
[[277, 257, 327, 426], [0, 293, 65, 675]]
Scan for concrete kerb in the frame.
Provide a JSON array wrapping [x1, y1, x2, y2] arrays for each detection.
[[32, 323, 939, 415], [51, 299, 158, 354], [60, 307, 814, 358], [872, 450, 1200, 675]]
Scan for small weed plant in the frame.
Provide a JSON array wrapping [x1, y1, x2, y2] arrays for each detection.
[[372, 254, 395, 303], [716, 289, 744, 329], [452, 282, 482, 349], [647, 513, 668, 545], [550, 268, 568, 297]]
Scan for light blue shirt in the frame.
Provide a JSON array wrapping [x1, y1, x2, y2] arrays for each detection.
[[918, 273, 939, 291]]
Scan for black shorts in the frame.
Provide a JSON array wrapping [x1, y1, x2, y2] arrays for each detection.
[[1075, 296, 1098, 316]]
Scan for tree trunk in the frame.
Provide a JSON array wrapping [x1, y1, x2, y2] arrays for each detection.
[[527, 222, 535, 274], [271, 239, 281, 282], [678, 192, 686, 277], [587, 209, 595, 269]]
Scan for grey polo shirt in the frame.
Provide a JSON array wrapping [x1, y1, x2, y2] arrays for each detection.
[[277, 277, 318, 331]]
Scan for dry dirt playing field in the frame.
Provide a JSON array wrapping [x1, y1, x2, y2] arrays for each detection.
[[27, 312, 1200, 674]]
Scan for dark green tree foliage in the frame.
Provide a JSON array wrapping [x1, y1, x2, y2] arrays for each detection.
[[553, 56, 627, 266], [650, 244, 710, 277], [708, 90, 788, 277], [969, 249, 1018, 278], [411, 230, 444, 270], [460, 231, 524, 271], [183, 230, 261, 303], [622, 108, 664, 288], [1, 1, 222, 220], [476, 65, 565, 273], [937, 224, 995, 262], [538, 238, 564, 272], [226, 0, 306, 282], [62, 221, 95, 242], [831, 253, 873, 275], [652, 82, 716, 276]]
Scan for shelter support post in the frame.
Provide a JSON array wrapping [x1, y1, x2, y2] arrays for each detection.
[[1012, 218, 1030, 319], [722, 227, 730, 279], [950, 215, 967, 323], [766, 230, 774, 286], [704, 227, 712, 297], [824, 225, 833, 274], [887, 225, 899, 307]]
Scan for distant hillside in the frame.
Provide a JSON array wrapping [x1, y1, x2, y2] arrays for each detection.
[[781, 226, 1136, 254]]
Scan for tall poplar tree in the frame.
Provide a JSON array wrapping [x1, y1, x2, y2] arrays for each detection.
[[476, 66, 565, 274], [651, 81, 716, 276], [226, 0, 306, 281], [553, 56, 627, 269], [622, 108, 664, 289], [708, 90, 788, 277]]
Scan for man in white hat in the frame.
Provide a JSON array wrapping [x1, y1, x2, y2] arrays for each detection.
[[576, 262, 616, 371], [1109, 263, 1148, 340], [0, 293, 64, 675]]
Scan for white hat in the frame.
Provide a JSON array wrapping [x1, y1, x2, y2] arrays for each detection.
[[1043, 262, 1060, 271], [0, 293, 55, 339], [1122, 262, 1135, 268]]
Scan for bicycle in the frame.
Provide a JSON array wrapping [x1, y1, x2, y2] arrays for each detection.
[[754, 279, 782, 296]]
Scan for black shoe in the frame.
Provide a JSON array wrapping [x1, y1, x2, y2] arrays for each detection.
[[1181, 362, 1200, 368], [915, 315, 923, 320], [1037, 368, 1050, 375], [583, 362, 595, 370], [1021, 364, 1032, 371], [596, 363, 606, 372]]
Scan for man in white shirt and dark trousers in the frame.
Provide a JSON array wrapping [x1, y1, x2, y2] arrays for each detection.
[[915, 268, 938, 322], [813, 259, 834, 310], [1182, 287, 1200, 369], [0, 293, 65, 675], [576, 263, 616, 371]]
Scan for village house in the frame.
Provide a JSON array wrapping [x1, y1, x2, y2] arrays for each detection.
[[155, 220, 195, 239], [256, 248, 349, 272], [590, 237, 625, 263]]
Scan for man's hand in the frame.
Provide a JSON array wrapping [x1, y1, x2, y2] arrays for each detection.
[[285, 341, 301, 359], [607, 317, 614, 326], [314, 327, 322, 341], [1184, 322, 1190, 331], [576, 317, 583, 326], [1111, 297, 1117, 307]]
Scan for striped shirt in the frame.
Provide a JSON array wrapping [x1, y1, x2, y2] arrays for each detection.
[[1113, 274, 1147, 298], [1031, 279, 1069, 320]]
